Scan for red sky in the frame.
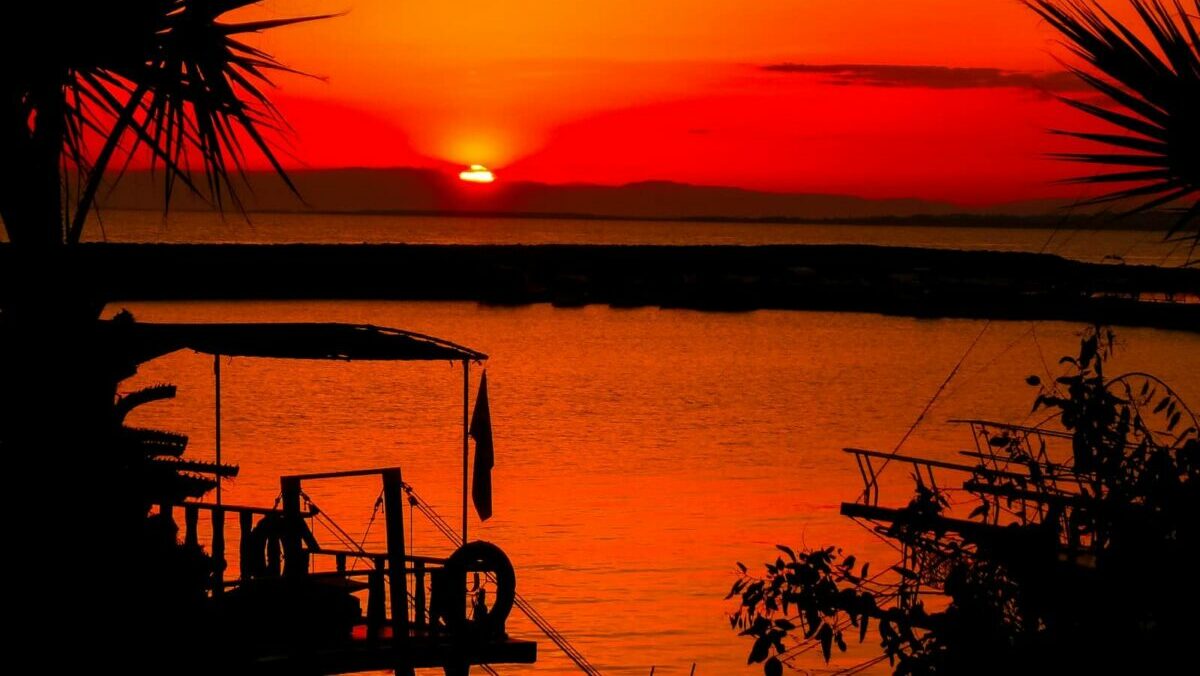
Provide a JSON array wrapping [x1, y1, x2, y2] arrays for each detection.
[[233, 1, 1148, 205]]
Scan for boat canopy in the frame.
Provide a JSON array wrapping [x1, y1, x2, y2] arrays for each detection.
[[106, 320, 487, 363]]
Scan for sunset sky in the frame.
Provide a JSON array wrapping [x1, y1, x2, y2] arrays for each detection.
[[235, 0, 1145, 205]]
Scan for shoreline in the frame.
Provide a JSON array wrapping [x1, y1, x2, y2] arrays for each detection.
[[3, 243, 1197, 332]]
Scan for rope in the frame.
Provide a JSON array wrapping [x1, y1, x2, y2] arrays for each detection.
[[303, 493, 364, 554], [939, 323, 1036, 406], [298, 490, 385, 573], [834, 654, 890, 675], [349, 491, 384, 571], [858, 321, 992, 502], [401, 483, 603, 676]]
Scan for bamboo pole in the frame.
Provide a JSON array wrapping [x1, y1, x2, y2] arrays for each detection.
[[462, 359, 470, 544], [214, 354, 222, 506]]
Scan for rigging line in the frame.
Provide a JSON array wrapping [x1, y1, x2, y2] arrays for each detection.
[[349, 491, 385, 572], [312, 515, 372, 563], [939, 323, 1037, 406], [1045, 205, 1112, 257], [848, 516, 903, 555], [402, 484, 602, 676], [408, 499, 559, 639], [1105, 213, 1165, 263], [833, 654, 890, 675], [314, 511, 363, 554], [1015, 329, 1069, 428], [1030, 327, 1057, 390], [312, 516, 355, 550], [302, 490, 373, 557], [859, 320, 992, 502], [1036, 200, 1084, 255], [407, 500, 587, 660], [1158, 236, 1186, 267]]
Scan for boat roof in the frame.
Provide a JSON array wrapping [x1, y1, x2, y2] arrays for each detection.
[[105, 320, 487, 363]]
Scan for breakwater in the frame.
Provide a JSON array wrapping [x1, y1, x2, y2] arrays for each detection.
[[3, 243, 1196, 330]]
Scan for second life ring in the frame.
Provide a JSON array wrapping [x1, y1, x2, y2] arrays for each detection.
[[244, 513, 286, 579], [431, 540, 516, 638]]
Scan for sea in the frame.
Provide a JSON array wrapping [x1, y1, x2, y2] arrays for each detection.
[[101, 211, 1198, 674]]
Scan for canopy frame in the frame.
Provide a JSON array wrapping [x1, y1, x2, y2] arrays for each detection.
[[111, 319, 485, 540]]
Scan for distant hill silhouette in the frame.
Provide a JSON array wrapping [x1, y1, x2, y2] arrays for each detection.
[[98, 167, 1166, 225]]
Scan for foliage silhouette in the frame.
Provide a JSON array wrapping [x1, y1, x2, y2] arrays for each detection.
[[730, 326, 1199, 674], [1026, 0, 1199, 253], [1, 5, 327, 674], [2, 0, 331, 246]]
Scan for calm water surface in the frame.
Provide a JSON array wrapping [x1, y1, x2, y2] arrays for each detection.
[[109, 301, 1200, 674], [86, 210, 1192, 266]]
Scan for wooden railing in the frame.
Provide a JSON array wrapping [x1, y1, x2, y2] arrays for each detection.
[[158, 500, 319, 596], [306, 548, 448, 632], [157, 467, 454, 643]]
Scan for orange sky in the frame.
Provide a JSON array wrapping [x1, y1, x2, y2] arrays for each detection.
[[234, 0, 1147, 204]]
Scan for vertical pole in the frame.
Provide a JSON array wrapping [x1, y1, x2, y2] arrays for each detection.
[[211, 507, 225, 596], [280, 477, 305, 578], [414, 560, 427, 628], [462, 359, 470, 544], [382, 469, 410, 642], [184, 504, 199, 547], [214, 354, 222, 506], [239, 511, 255, 580], [367, 556, 385, 642]]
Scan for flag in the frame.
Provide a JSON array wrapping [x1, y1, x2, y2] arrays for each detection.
[[470, 371, 494, 521]]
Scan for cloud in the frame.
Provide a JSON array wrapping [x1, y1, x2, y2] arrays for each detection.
[[761, 63, 1087, 93]]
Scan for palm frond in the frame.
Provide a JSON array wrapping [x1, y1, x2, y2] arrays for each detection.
[[6, 1, 333, 244], [71, 2, 334, 242], [1026, 1, 1200, 251], [114, 383, 178, 423]]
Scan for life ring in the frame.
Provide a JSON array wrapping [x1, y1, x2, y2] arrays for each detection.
[[432, 541, 516, 638], [244, 513, 286, 579]]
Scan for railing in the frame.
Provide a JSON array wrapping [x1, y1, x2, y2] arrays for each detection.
[[155, 467, 462, 645], [305, 547, 449, 633], [842, 423, 1099, 550], [156, 500, 319, 595]]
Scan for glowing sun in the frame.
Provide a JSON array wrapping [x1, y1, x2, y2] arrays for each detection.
[[459, 164, 495, 183]]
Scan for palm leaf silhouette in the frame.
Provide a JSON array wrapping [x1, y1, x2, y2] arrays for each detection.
[[1026, 0, 1199, 253], [114, 383, 238, 506], [5, 1, 334, 245]]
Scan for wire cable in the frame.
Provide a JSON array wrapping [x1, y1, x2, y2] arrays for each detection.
[[858, 320, 992, 502]]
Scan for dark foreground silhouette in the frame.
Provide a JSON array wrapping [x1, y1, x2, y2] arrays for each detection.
[[2, 314, 537, 675], [730, 327, 1200, 674]]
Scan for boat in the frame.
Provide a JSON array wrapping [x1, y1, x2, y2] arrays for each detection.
[[107, 318, 537, 676]]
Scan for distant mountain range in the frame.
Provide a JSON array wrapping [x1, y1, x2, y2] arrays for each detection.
[[99, 167, 1170, 227]]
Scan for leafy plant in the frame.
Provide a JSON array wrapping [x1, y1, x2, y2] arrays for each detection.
[[2, 0, 332, 246], [730, 326, 1199, 674], [1026, 0, 1199, 253], [113, 380, 238, 510]]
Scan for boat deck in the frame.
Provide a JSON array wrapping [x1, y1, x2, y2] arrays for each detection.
[[248, 628, 537, 675], [158, 467, 538, 675]]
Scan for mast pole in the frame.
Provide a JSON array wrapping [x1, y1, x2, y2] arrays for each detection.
[[214, 354, 222, 506], [462, 359, 470, 544]]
